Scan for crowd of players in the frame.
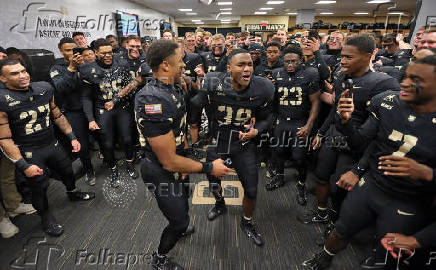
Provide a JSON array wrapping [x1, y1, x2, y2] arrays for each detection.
[[0, 26, 435, 270]]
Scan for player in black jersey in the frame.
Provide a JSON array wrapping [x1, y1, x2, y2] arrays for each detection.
[[135, 40, 232, 270], [266, 46, 321, 206], [50, 37, 95, 185], [302, 55, 436, 270], [0, 59, 95, 237], [191, 49, 275, 246], [80, 38, 138, 187], [254, 42, 282, 78], [299, 36, 401, 227], [201, 34, 228, 73]]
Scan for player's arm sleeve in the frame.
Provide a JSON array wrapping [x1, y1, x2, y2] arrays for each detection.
[[350, 141, 375, 177], [335, 96, 381, 152], [372, 76, 401, 96], [314, 50, 330, 81], [81, 82, 95, 122], [254, 80, 275, 134], [50, 66, 79, 95], [413, 219, 436, 248], [135, 94, 174, 138]]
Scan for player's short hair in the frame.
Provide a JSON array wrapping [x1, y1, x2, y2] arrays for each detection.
[[424, 27, 436, 34], [146, 39, 179, 72], [127, 35, 141, 43], [266, 42, 281, 50], [72, 31, 85, 38], [345, 35, 375, 54], [185, 32, 195, 38], [226, 32, 235, 38], [330, 31, 345, 39], [211, 34, 225, 42], [0, 58, 21, 75], [283, 45, 303, 58], [58, 37, 76, 49], [416, 55, 436, 74], [204, 31, 212, 37], [382, 33, 398, 44], [106, 34, 117, 39], [227, 49, 250, 64], [93, 38, 112, 51]]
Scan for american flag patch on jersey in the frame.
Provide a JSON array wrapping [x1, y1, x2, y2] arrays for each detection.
[[145, 104, 162, 115]]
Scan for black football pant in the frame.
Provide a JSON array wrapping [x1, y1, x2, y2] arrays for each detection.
[[272, 120, 308, 182], [206, 141, 259, 200], [16, 141, 76, 219], [95, 107, 134, 168], [64, 110, 93, 172], [335, 173, 432, 268], [140, 152, 190, 255]]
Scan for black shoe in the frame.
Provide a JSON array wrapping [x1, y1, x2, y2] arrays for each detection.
[[151, 252, 184, 270], [42, 214, 64, 237], [240, 218, 264, 246], [207, 201, 227, 221], [360, 256, 386, 269], [265, 175, 284, 191], [302, 250, 333, 270], [181, 224, 195, 237], [296, 182, 308, 206], [316, 222, 335, 246], [111, 167, 120, 188], [85, 170, 96, 186], [297, 209, 330, 224], [67, 190, 96, 201], [265, 164, 276, 179], [126, 161, 139, 179]]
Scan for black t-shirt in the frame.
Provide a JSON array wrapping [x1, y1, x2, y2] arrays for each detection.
[[0, 82, 55, 148], [201, 52, 227, 73], [272, 66, 320, 121]]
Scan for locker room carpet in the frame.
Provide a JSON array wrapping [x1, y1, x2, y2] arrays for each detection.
[[0, 153, 373, 270]]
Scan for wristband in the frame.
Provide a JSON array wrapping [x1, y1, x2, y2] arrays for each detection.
[[200, 162, 213, 174], [112, 95, 121, 105], [66, 132, 77, 141], [15, 158, 31, 171]]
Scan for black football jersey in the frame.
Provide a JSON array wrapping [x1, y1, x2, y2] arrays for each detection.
[[135, 78, 187, 157], [183, 52, 203, 80], [272, 66, 320, 121], [115, 53, 146, 79], [357, 91, 436, 200], [201, 52, 227, 73], [0, 82, 55, 148], [201, 72, 274, 145], [253, 60, 283, 78], [79, 60, 132, 109]]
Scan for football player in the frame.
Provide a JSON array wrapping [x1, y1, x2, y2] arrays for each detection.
[[0, 59, 95, 237], [191, 49, 275, 246], [50, 37, 95, 185], [135, 39, 231, 270], [266, 46, 321, 207], [80, 38, 138, 187], [302, 55, 436, 270]]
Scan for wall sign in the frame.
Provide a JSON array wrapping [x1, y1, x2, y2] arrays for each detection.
[[245, 24, 286, 32]]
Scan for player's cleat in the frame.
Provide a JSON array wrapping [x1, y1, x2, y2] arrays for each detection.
[[297, 208, 330, 224], [42, 214, 63, 237], [67, 190, 95, 201], [85, 169, 96, 186], [0, 217, 19, 238], [111, 167, 121, 188], [8, 202, 37, 217], [181, 224, 195, 237], [302, 250, 333, 270], [316, 222, 335, 246], [265, 175, 284, 191], [296, 182, 308, 206], [207, 200, 227, 221], [151, 252, 184, 270], [126, 161, 139, 179], [240, 217, 264, 246]]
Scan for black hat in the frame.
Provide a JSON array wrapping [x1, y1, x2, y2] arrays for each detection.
[[248, 43, 263, 53]]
